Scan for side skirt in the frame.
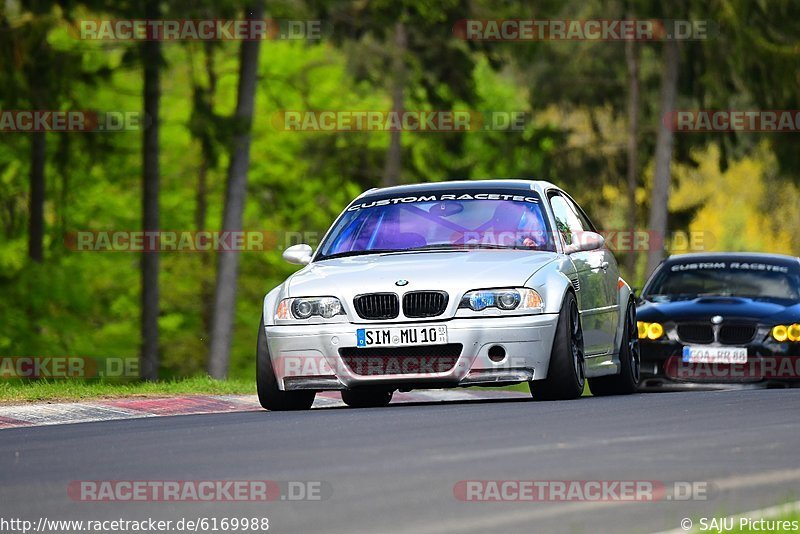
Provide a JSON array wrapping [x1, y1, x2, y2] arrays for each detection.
[[585, 352, 620, 377]]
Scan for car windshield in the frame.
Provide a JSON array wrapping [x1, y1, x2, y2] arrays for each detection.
[[316, 190, 556, 260], [643, 260, 800, 302]]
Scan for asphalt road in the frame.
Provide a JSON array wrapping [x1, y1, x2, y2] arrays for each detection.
[[1, 388, 800, 534]]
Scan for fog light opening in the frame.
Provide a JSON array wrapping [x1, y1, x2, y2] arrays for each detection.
[[488, 345, 506, 363]]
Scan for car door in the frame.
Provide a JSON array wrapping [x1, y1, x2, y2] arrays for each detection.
[[548, 192, 615, 355], [563, 194, 621, 350]]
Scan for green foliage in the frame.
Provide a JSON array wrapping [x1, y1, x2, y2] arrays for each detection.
[[1, 1, 798, 382], [0, 375, 254, 403]]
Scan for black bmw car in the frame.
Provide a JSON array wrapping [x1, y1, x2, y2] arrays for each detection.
[[637, 252, 800, 388]]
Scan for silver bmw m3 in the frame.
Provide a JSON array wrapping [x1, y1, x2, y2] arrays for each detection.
[[257, 180, 640, 410]]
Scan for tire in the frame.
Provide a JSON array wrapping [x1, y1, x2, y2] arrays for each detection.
[[588, 299, 640, 396], [529, 291, 585, 400], [341, 389, 393, 408], [257, 315, 315, 411]]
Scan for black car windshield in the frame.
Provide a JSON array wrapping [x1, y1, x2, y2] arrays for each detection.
[[316, 189, 556, 260], [643, 260, 800, 302]]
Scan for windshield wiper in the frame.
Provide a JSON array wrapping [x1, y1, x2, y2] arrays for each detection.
[[405, 243, 521, 252], [317, 248, 400, 260], [318, 243, 524, 260]]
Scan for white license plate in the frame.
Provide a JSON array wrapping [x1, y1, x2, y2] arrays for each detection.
[[682, 346, 747, 364], [356, 326, 448, 348]]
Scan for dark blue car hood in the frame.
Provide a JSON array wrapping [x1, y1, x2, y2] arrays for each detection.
[[637, 296, 800, 324]]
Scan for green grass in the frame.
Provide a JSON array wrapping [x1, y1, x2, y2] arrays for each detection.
[[467, 381, 593, 396], [0, 376, 255, 404], [1, 376, 591, 405], [467, 382, 529, 393], [681, 500, 800, 533], [728, 511, 800, 533], [722, 506, 799, 533]]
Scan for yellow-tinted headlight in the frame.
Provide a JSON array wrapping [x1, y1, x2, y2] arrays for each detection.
[[637, 321, 648, 339], [787, 323, 800, 342], [772, 325, 789, 342], [647, 322, 664, 340], [637, 322, 664, 340]]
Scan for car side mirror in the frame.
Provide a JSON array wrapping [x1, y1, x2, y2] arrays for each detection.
[[282, 243, 313, 265], [564, 231, 605, 254]]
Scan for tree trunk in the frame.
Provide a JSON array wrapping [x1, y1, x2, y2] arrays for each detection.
[[195, 155, 209, 234], [57, 135, 70, 240], [645, 40, 679, 277], [207, 3, 264, 379], [140, 0, 161, 381], [382, 20, 406, 187], [195, 42, 217, 234], [624, 37, 640, 279], [28, 130, 46, 262], [197, 42, 217, 339], [26, 46, 48, 263]]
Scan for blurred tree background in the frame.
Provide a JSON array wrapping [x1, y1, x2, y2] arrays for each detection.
[[1, 0, 798, 380]]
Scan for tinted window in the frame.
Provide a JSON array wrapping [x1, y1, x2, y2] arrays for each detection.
[[564, 195, 596, 232], [644, 260, 800, 302], [548, 193, 587, 247], [317, 190, 556, 259]]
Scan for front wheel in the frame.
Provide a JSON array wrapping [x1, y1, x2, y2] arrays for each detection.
[[588, 299, 640, 396], [257, 316, 315, 411], [530, 291, 585, 401]]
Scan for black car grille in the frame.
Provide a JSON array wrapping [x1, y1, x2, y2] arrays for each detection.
[[719, 324, 757, 345], [676, 322, 757, 345], [677, 324, 714, 344], [339, 344, 462, 376], [402, 291, 449, 318], [353, 293, 400, 320]]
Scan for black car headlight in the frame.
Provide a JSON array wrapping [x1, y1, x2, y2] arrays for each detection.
[[458, 288, 543, 314], [276, 297, 345, 321]]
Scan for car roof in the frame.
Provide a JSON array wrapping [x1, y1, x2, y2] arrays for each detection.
[[357, 179, 560, 198], [665, 251, 800, 268]]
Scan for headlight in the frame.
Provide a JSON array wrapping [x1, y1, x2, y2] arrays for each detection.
[[276, 297, 344, 320], [772, 324, 800, 342], [773, 325, 788, 342], [637, 321, 664, 340], [458, 288, 543, 313], [789, 324, 800, 342]]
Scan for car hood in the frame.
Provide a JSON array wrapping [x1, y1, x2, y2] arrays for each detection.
[[286, 250, 559, 297], [637, 296, 800, 324]]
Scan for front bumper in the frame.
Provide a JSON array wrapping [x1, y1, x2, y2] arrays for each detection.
[[265, 314, 559, 390]]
